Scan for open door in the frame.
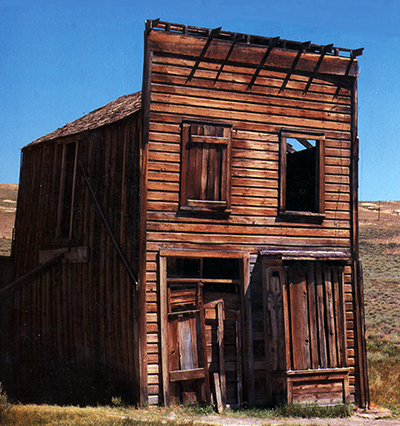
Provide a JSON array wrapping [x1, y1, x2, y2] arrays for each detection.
[[167, 281, 210, 404], [160, 254, 252, 408]]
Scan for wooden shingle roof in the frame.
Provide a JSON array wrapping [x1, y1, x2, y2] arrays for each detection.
[[26, 91, 142, 148]]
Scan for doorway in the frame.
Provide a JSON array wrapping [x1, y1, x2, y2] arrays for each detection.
[[160, 254, 248, 407]]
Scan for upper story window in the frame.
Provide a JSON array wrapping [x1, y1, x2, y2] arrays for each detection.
[[180, 121, 232, 213], [56, 141, 78, 240], [279, 130, 325, 219]]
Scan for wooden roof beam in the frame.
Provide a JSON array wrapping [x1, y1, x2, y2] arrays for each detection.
[[145, 18, 160, 34], [280, 40, 311, 93], [303, 43, 334, 93], [297, 138, 313, 149], [334, 47, 364, 97], [247, 36, 280, 90], [186, 26, 222, 83], [214, 33, 242, 85]]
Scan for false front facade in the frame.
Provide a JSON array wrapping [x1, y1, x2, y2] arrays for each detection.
[[1, 19, 368, 409]]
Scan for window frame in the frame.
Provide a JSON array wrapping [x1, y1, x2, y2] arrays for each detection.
[[279, 129, 325, 220], [180, 121, 232, 213]]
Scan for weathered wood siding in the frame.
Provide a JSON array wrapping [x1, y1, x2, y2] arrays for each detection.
[[2, 114, 142, 404], [143, 29, 360, 405]]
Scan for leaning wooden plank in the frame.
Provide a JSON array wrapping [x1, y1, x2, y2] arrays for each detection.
[[213, 372, 224, 414], [0, 253, 64, 299], [216, 301, 226, 408]]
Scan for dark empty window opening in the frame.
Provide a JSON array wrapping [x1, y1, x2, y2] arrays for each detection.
[[180, 121, 232, 212], [287, 138, 316, 212], [167, 257, 240, 280], [167, 257, 240, 294], [280, 131, 325, 216], [57, 142, 78, 240]]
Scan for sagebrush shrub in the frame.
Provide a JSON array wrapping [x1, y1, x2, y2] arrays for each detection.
[[0, 382, 10, 420]]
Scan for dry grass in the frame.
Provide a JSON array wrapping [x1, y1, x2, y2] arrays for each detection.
[[359, 201, 400, 341], [367, 340, 400, 416], [0, 404, 215, 426], [359, 201, 400, 415], [0, 403, 353, 426]]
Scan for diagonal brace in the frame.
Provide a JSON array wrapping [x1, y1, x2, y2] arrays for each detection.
[[280, 40, 311, 93], [303, 43, 333, 94], [214, 33, 241, 85], [334, 47, 364, 97], [186, 27, 221, 84], [247, 37, 280, 90]]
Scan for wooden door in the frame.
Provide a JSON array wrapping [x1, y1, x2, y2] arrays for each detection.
[[167, 283, 210, 404]]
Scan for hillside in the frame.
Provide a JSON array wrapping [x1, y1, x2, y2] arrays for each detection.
[[0, 184, 399, 342], [0, 183, 18, 256], [359, 201, 400, 342]]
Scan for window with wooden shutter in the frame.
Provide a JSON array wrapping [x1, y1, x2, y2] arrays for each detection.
[[279, 130, 325, 220], [180, 122, 232, 212]]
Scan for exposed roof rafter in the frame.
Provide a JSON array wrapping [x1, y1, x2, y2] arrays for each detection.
[[186, 27, 222, 84], [303, 43, 334, 94], [247, 36, 280, 90], [280, 40, 311, 93]]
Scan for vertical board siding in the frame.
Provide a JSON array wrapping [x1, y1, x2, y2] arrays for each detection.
[[3, 115, 142, 404], [145, 40, 357, 404]]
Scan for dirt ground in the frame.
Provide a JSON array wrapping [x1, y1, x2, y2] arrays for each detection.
[[192, 407, 398, 425]]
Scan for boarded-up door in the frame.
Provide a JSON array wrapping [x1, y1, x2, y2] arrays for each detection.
[[263, 260, 349, 405]]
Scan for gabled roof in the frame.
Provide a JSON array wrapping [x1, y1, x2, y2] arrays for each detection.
[[25, 91, 142, 148]]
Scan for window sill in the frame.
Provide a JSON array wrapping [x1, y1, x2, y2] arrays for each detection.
[[181, 200, 231, 214], [278, 210, 325, 223]]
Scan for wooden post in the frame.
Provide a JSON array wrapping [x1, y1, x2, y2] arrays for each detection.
[[240, 254, 255, 405], [216, 301, 226, 408], [159, 255, 169, 406], [213, 372, 223, 414]]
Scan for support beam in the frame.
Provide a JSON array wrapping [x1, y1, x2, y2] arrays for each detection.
[[214, 33, 241, 84], [280, 41, 311, 93], [80, 163, 138, 289], [247, 37, 280, 90], [0, 253, 64, 300], [303, 44, 333, 93], [186, 27, 221, 83]]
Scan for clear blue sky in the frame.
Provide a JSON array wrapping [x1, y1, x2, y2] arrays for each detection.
[[1, 0, 399, 201]]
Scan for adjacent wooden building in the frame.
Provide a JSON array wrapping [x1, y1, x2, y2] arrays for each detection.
[[0, 19, 368, 408]]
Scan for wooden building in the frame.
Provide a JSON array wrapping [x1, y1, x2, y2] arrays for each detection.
[[0, 19, 368, 408]]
